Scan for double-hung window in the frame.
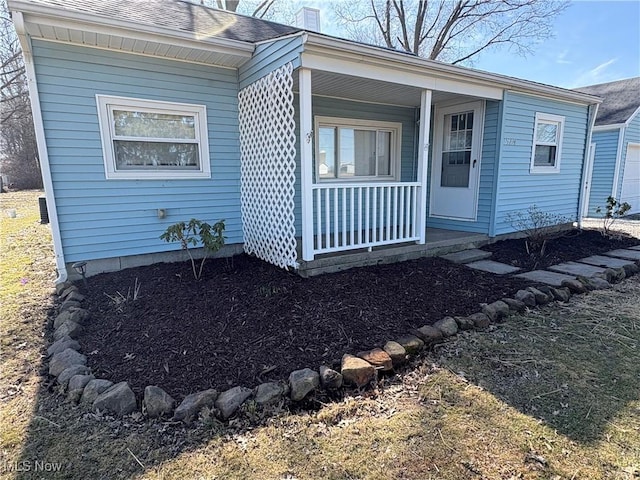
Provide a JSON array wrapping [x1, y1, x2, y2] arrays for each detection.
[[96, 95, 210, 179], [315, 116, 401, 181], [530, 112, 564, 174]]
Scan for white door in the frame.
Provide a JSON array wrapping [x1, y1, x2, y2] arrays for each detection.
[[430, 101, 484, 220], [620, 143, 640, 214]]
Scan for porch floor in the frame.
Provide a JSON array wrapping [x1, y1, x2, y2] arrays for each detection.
[[297, 228, 490, 277]]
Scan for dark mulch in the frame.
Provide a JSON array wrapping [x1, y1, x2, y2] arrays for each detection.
[[76, 228, 638, 400], [483, 228, 639, 271], [78, 254, 530, 399]]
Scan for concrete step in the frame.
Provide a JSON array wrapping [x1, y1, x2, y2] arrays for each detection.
[[298, 234, 489, 277], [440, 248, 492, 264], [465, 260, 520, 274], [548, 262, 607, 277], [577, 255, 635, 269], [604, 249, 640, 261], [514, 270, 576, 287]]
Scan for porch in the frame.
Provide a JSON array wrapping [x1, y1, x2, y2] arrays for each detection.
[[297, 228, 489, 277]]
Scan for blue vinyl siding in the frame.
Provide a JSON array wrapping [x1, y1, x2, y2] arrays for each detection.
[[238, 36, 303, 89], [33, 40, 243, 262], [292, 96, 417, 235], [587, 129, 620, 216], [493, 92, 589, 235], [616, 113, 640, 197], [426, 100, 500, 234]]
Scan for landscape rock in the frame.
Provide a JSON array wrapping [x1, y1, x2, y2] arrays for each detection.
[[66, 374, 95, 402], [501, 298, 526, 313], [289, 368, 320, 401], [254, 382, 286, 405], [526, 287, 551, 305], [81, 379, 114, 404], [514, 289, 536, 307], [173, 389, 218, 424], [482, 301, 510, 322], [588, 276, 611, 289], [622, 263, 639, 277], [468, 312, 491, 329], [613, 267, 627, 283], [59, 300, 82, 312], [341, 354, 376, 387], [60, 285, 79, 299], [414, 325, 443, 344], [215, 386, 253, 420], [561, 278, 587, 294], [57, 365, 91, 389], [47, 336, 81, 357], [144, 386, 176, 418], [396, 335, 424, 354], [319, 366, 343, 389], [53, 321, 83, 341], [600, 268, 617, 283], [64, 291, 86, 303], [433, 316, 459, 337], [552, 287, 571, 302], [93, 382, 137, 416], [454, 316, 475, 330], [357, 348, 393, 371], [576, 276, 596, 291], [49, 348, 87, 377], [68, 374, 95, 392], [55, 281, 74, 296], [383, 341, 407, 366], [53, 309, 91, 329]]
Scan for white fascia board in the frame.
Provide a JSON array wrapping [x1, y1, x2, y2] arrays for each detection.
[[593, 124, 625, 131], [302, 33, 601, 105], [9, 0, 254, 58], [300, 51, 503, 100]]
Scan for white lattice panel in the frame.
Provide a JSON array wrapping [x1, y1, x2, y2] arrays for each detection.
[[238, 62, 298, 269]]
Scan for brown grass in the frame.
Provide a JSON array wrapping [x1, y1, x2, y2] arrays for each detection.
[[1, 191, 639, 480]]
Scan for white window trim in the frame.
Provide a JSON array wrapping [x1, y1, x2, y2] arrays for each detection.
[[96, 95, 211, 180], [530, 112, 565, 174], [313, 116, 402, 182]]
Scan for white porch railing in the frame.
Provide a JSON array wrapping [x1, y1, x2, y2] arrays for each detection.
[[311, 182, 420, 255]]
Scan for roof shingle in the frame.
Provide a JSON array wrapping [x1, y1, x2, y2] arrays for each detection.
[[575, 77, 640, 126]]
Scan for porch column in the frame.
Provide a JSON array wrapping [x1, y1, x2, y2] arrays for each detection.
[[299, 68, 315, 261], [416, 89, 432, 244]]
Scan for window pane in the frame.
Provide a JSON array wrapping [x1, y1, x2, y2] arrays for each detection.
[[534, 145, 556, 166], [318, 127, 336, 178], [339, 129, 376, 177], [377, 131, 391, 176], [113, 110, 196, 139], [114, 141, 199, 168], [536, 122, 557, 143]]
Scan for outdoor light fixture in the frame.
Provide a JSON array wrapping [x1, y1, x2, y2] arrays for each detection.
[[72, 261, 88, 288]]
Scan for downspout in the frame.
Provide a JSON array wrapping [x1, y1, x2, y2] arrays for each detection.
[[577, 102, 599, 228], [611, 125, 627, 199], [12, 11, 68, 283]]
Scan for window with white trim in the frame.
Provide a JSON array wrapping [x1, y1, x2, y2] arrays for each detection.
[[530, 112, 564, 173], [96, 95, 210, 179], [315, 116, 401, 181]]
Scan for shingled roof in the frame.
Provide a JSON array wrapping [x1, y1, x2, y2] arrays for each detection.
[[18, 0, 300, 43], [575, 77, 640, 126]]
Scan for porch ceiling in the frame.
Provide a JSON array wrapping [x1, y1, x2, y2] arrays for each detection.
[[293, 70, 477, 108]]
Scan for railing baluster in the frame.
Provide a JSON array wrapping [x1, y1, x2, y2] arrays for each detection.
[[333, 188, 339, 249], [399, 185, 405, 239], [411, 186, 418, 238], [358, 187, 363, 245], [349, 187, 355, 247], [372, 187, 377, 243], [341, 187, 347, 247], [386, 186, 391, 241], [365, 187, 370, 245], [315, 188, 321, 250], [325, 188, 330, 249]]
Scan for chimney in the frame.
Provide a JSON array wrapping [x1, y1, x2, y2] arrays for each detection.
[[296, 7, 320, 33]]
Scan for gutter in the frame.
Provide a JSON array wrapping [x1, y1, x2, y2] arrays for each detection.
[[12, 11, 67, 283], [302, 33, 602, 106]]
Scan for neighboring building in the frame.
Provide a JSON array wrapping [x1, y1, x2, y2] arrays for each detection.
[[9, 0, 601, 281], [576, 77, 640, 216]]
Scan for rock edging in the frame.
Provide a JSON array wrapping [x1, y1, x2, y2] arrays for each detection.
[[46, 258, 640, 425]]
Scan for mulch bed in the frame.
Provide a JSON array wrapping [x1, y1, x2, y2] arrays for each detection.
[[483, 228, 639, 271], [77, 227, 638, 399]]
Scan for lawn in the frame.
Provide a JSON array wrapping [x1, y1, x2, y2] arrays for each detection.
[[1, 190, 639, 479]]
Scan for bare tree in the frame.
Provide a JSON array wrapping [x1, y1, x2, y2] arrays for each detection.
[[334, 0, 569, 65], [1, 2, 42, 189]]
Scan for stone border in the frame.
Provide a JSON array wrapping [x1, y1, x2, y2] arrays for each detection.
[[46, 259, 640, 424]]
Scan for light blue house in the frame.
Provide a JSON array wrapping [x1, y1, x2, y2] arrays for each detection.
[[10, 0, 601, 281], [576, 78, 640, 217]]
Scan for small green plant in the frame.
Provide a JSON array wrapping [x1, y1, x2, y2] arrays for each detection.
[[160, 218, 225, 280], [595, 196, 631, 237], [506, 205, 569, 257]]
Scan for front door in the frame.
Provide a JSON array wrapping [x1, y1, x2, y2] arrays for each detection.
[[430, 101, 484, 220]]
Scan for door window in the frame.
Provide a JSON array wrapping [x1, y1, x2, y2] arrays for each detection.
[[441, 111, 473, 188]]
